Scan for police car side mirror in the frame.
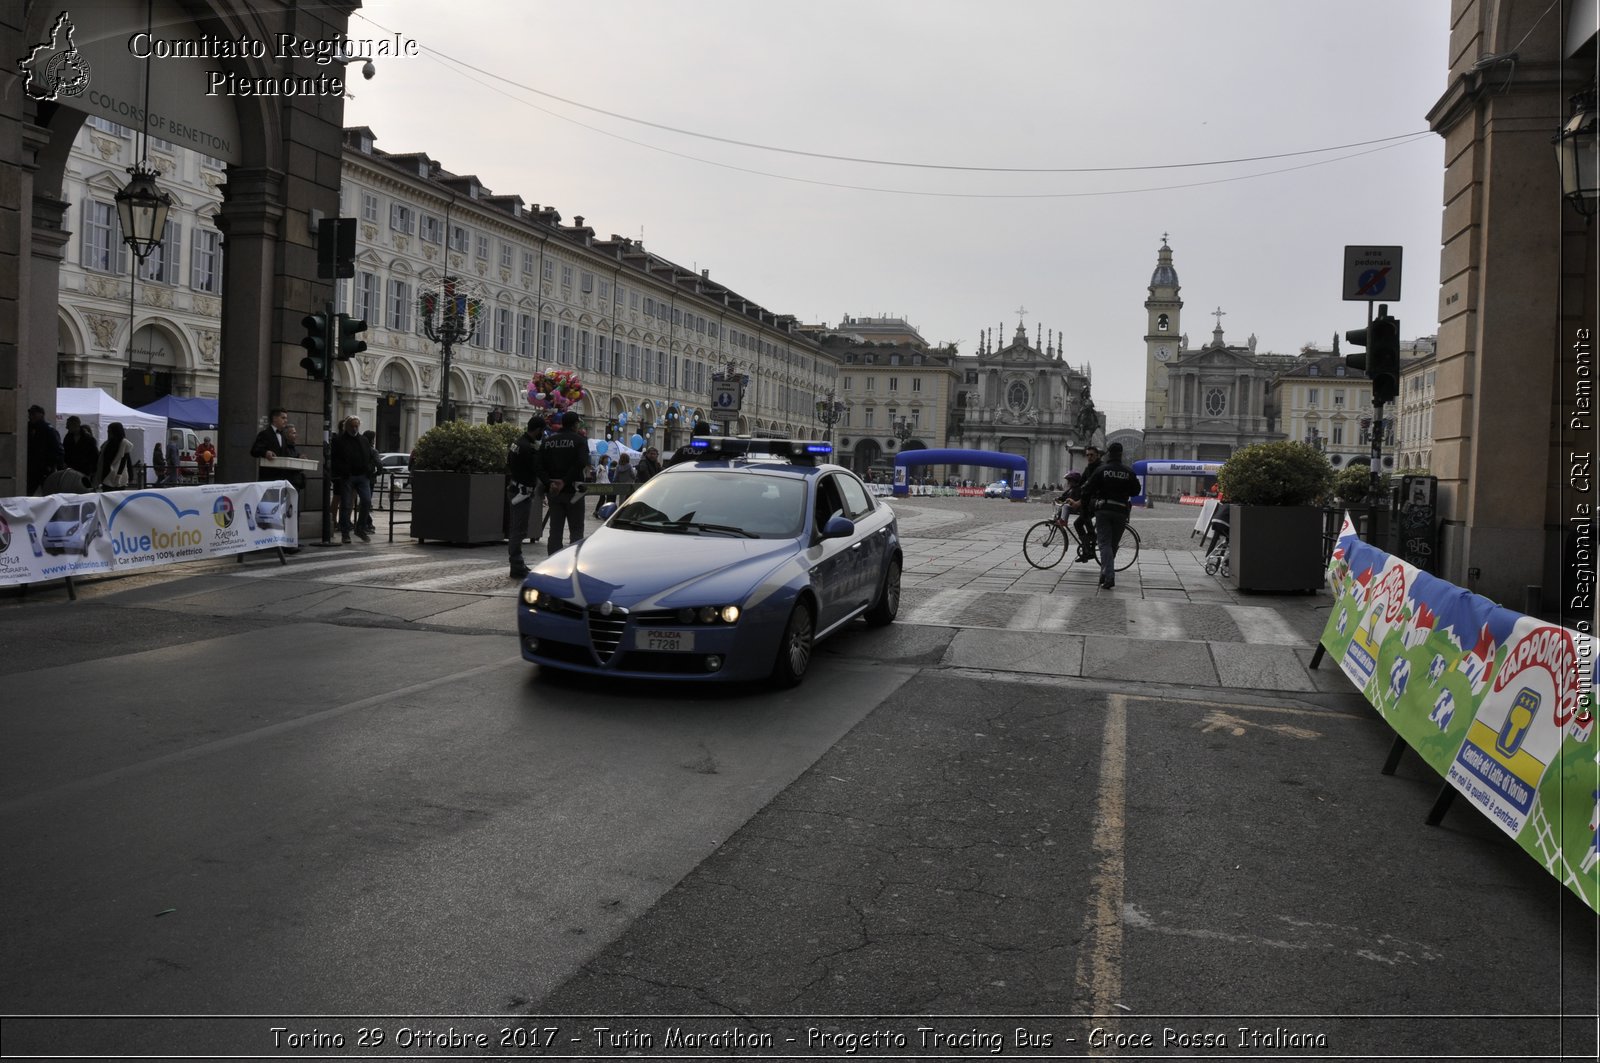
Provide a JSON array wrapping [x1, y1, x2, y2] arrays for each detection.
[[820, 514, 855, 540], [597, 502, 618, 520]]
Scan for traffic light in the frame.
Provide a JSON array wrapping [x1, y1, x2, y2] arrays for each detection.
[[336, 313, 368, 361], [1344, 307, 1401, 405], [299, 311, 328, 379], [1369, 313, 1400, 405]]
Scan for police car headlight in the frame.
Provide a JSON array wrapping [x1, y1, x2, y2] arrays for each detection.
[[719, 605, 741, 624], [522, 588, 540, 607]]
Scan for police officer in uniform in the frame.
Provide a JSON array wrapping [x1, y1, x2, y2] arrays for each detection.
[[1077, 441, 1139, 589], [539, 410, 588, 554], [506, 415, 545, 578]]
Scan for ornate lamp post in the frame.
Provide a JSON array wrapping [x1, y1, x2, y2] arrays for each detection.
[[418, 277, 482, 424], [115, 161, 172, 262], [892, 415, 913, 446], [1555, 89, 1599, 218], [815, 390, 845, 441]]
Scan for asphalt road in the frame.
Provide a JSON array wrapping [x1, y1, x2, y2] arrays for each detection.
[[0, 497, 1594, 1060]]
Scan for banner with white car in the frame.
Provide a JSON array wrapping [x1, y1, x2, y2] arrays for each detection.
[[0, 481, 297, 586]]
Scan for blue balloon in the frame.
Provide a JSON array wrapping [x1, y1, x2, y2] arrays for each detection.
[[618, 412, 628, 425], [630, 433, 646, 450], [596, 440, 609, 456]]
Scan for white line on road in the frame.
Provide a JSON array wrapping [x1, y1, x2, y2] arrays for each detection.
[[1223, 603, 1307, 646], [898, 587, 985, 627]]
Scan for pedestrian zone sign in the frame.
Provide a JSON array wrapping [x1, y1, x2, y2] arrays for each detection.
[[711, 379, 741, 418], [1343, 245, 1403, 302]]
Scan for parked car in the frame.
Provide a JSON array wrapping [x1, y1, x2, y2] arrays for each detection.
[[40, 500, 101, 555], [377, 452, 410, 488], [517, 438, 901, 687], [984, 480, 1012, 498], [254, 485, 293, 530]]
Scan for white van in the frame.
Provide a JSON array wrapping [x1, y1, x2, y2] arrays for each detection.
[[167, 427, 202, 481]]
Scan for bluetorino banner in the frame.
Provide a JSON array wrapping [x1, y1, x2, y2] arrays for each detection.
[[1319, 515, 1599, 910], [0, 481, 297, 586]]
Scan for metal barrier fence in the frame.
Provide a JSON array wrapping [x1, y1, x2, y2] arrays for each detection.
[[380, 471, 410, 543]]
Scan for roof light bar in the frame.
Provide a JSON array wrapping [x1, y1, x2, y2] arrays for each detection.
[[686, 437, 834, 462]]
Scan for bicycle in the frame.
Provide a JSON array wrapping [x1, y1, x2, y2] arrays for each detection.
[[1022, 502, 1140, 571]]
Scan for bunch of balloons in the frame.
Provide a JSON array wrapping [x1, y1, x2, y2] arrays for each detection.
[[526, 369, 586, 411]]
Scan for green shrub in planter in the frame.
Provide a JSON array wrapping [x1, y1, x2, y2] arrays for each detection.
[[1217, 441, 1334, 593], [1217, 440, 1333, 506], [411, 420, 521, 473], [409, 421, 522, 543]]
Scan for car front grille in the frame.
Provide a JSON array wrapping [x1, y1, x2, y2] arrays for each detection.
[[587, 606, 629, 663]]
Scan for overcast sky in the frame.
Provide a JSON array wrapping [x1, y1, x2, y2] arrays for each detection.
[[345, 0, 1450, 430]]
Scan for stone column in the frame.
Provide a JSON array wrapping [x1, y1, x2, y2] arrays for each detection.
[[213, 166, 285, 485]]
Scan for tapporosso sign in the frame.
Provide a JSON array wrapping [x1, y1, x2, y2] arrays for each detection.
[[1319, 515, 1599, 910], [0, 481, 296, 586]]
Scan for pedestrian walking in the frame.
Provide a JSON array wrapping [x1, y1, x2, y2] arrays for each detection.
[[539, 410, 587, 554], [63, 415, 98, 481], [96, 421, 136, 490], [636, 446, 662, 484], [506, 415, 545, 579], [26, 403, 64, 494], [151, 443, 167, 487], [331, 416, 377, 543], [1077, 441, 1139, 589]]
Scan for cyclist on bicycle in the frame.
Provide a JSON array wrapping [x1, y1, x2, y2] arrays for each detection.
[[1061, 445, 1102, 562], [1078, 441, 1140, 589]]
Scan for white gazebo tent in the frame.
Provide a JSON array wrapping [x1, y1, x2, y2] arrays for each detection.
[[55, 388, 167, 478]]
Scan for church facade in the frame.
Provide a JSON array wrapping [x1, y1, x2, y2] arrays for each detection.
[[1139, 239, 1293, 492], [952, 320, 1100, 489]]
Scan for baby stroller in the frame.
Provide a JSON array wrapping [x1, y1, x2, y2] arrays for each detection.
[[1203, 503, 1231, 577]]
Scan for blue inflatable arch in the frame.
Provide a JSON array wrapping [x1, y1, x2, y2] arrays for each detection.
[[1130, 459, 1222, 505], [892, 448, 1029, 499]]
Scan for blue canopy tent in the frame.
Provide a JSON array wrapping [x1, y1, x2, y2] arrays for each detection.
[[1130, 459, 1222, 505], [892, 448, 1029, 499], [133, 395, 219, 429]]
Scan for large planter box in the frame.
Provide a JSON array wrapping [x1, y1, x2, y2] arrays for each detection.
[[410, 471, 505, 544], [1229, 504, 1326, 593]]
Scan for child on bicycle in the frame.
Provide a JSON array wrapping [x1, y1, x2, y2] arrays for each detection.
[[1054, 468, 1094, 563]]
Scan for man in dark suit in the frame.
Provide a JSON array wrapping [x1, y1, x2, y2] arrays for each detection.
[[249, 408, 297, 459]]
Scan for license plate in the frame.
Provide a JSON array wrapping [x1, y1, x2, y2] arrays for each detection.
[[640, 628, 694, 652]]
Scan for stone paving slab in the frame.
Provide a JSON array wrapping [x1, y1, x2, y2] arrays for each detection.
[[1081, 634, 1219, 685], [940, 628, 1085, 676], [1210, 642, 1317, 692]]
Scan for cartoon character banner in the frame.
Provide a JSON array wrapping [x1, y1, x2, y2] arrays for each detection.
[[0, 481, 298, 587], [1320, 514, 1599, 910]]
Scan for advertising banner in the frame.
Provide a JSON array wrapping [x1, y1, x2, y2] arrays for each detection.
[[0, 481, 297, 587], [1319, 515, 1599, 909]]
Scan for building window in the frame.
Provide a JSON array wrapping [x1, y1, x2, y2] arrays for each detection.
[[599, 279, 611, 301], [521, 250, 535, 276], [865, 409, 876, 429], [86, 115, 126, 134], [578, 330, 590, 370], [644, 296, 655, 317], [81, 200, 123, 273], [191, 229, 222, 293], [1333, 391, 1345, 408], [843, 377, 853, 391], [355, 272, 378, 321], [361, 192, 378, 223], [543, 258, 555, 283], [448, 224, 469, 253], [389, 204, 414, 234], [888, 377, 899, 392], [629, 343, 641, 379], [140, 219, 182, 284], [630, 289, 639, 310], [500, 242, 513, 270], [1204, 387, 1226, 417], [420, 214, 443, 243], [561, 263, 573, 288], [865, 377, 875, 392], [475, 234, 489, 260], [581, 271, 594, 293], [912, 378, 923, 393], [559, 324, 573, 364], [495, 307, 512, 352], [517, 313, 532, 357], [1307, 387, 1319, 407], [656, 350, 667, 385], [540, 320, 553, 361], [596, 336, 609, 374], [1332, 425, 1344, 446], [386, 279, 412, 332], [201, 153, 226, 171]]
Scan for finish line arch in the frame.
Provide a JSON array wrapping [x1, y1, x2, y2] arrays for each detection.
[[893, 448, 1029, 499], [1131, 460, 1222, 505]]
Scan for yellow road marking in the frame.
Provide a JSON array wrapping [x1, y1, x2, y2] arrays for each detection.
[[1198, 709, 1322, 739], [1076, 692, 1127, 1026]]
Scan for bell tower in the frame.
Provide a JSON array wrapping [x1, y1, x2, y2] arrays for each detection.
[[1143, 235, 1182, 431]]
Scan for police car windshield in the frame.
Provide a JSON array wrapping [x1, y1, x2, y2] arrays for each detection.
[[612, 471, 807, 539]]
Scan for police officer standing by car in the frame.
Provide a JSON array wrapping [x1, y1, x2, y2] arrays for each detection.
[[1077, 441, 1139, 589], [539, 410, 587, 554], [506, 415, 545, 579]]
